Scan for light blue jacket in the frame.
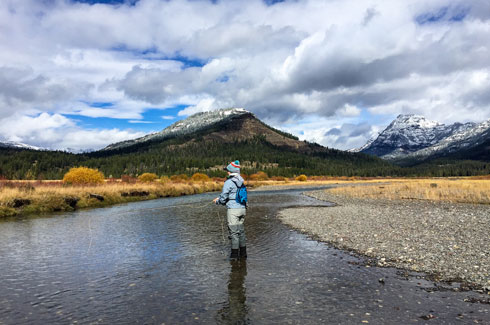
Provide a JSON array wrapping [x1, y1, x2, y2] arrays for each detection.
[[216, 173, 246, 209]]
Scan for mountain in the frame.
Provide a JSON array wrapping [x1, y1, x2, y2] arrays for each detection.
[[0, 140, 42, 151], [104, 108, 251, 151], [357, 114, 489, 164], [399, 118, 490, 162], [2, 108, 488, 180], [102, 108, 319, 154], [0, 108, 397, 179]]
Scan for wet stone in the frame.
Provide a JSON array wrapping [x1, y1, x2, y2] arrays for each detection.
[[64, 196, 80, 208], [12, 198, 31, 208], [89, 193, 104, 201], [121, 191, 150, 197]]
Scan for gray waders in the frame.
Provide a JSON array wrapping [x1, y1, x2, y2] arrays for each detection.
[[227, 207, 247, 259]]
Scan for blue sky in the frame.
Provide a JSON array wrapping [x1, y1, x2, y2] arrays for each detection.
[[1, 0, 489, 151], [65, 106, 181, 133]]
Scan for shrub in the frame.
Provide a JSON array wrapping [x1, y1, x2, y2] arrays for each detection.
[[159, 176, 170, 183], [170, 174, 189, 182], [250, 171, 268, 181], [295, 174, 307, 182], [63, 167, 104, 185], [191, 173, 210, 182], [138, 173, 158, 182]]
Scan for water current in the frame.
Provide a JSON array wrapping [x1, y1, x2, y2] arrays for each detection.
[[0, 187, 488, 324]]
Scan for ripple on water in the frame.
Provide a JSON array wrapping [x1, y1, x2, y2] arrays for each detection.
[[0, 190, 488, 324]]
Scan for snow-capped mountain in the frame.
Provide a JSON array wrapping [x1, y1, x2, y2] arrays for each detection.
[[357, 114, 489, 162], [104, 108, 250, 151], [0, 140, 42, 151], [398, 118, 490, 161]]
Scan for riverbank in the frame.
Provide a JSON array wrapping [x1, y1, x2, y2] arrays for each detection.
[[279, 190, 490, 291], [0, 178, 319, 218], [0, 178, 364, 218], [0, 181, 223, 218]]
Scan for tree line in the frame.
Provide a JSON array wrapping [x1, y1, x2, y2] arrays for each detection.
[[0, 136, 489, 180]]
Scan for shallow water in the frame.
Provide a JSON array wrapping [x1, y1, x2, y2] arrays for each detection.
[[0, 187, 488, 324]]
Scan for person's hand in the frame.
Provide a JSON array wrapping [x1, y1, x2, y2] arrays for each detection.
[[213, 198, 219, 204]]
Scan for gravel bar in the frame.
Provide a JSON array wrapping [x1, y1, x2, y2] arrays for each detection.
[[278, 190, 490, 290]]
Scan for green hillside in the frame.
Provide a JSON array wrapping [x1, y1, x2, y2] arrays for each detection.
[[1, 112, 489, 180]]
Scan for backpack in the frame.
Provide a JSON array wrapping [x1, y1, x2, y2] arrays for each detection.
[[231, 179, 248, 206]]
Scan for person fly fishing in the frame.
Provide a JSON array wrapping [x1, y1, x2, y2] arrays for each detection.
[[213, 160, 248, 260]]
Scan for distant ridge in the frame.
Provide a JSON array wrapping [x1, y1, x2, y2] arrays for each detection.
[[0, 140, 42, 151], [356, 114, 489, 164], [1, 108, 489, 179]]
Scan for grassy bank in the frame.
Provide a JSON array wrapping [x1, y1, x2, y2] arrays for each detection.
[[3, 176, 489, 218], [328, 177, 490, 204], [0, 180, 223, 218], [0, 177, 309, 218]]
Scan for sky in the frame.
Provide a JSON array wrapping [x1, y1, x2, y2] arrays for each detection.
[[1, 0, 490, 152]]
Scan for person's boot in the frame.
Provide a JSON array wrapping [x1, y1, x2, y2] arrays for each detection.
[[239, 246, 247, 259], [230, 249, 239, 260]]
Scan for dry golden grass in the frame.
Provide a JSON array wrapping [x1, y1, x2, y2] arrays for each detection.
[[0, 180, 223, 218], [328, 178, 490, 204], [0, 176, 365, 217], [247, 177, 397, 188], [3, 176, 489, 217]]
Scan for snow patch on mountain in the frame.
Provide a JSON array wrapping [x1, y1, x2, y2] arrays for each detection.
[[0, 141, 42, 151], [395, 118, 490, 160], [358, 114, 478, 159], [104, 108, 250, 151]]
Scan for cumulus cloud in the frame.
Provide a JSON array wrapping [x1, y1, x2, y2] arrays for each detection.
[[0, 113, 145, 151], [322, 123, 378, 150], [279, 115, 383, 150], [1, 0, 490, 150]]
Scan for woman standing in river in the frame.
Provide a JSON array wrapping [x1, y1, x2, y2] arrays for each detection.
[[213, 160, 247, 260]]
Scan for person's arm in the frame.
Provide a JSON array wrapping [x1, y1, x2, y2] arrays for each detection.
[[214, 180, 233, 205]]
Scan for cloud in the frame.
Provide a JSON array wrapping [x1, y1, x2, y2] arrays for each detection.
[[280, 115, 383, 150], [1, 0, 490, 151], [0, 66, 91, 118], [128, 120, 154, 124], [0, 113, 145, 151], [321, 123, 380, 150]]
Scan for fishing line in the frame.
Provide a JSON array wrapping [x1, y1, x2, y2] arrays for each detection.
[[92, 201, 215, 220], [85, 201, 227, 255], [87, 215, 93, 254]]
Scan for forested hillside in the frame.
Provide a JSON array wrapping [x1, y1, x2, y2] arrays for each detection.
[[2, 135, 490, 180], [0, 135, 393, 179], [1, 111, 489, 180]]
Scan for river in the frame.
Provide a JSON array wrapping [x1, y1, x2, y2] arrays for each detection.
[[0, 187, 488, 324]]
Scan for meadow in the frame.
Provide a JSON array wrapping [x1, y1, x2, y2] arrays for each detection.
[[0, 179, 223, 218], [0, 174, 305, 218], [1, 175, 489, 218], [327, 177, 490, 204]]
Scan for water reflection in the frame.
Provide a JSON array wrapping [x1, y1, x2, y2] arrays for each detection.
[[0, 190, 488, 324], [217, 260, 249, 324]]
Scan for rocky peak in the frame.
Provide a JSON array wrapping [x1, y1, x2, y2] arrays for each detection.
[[390, 114, 441, 130], [359, 114, 480, 159]]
